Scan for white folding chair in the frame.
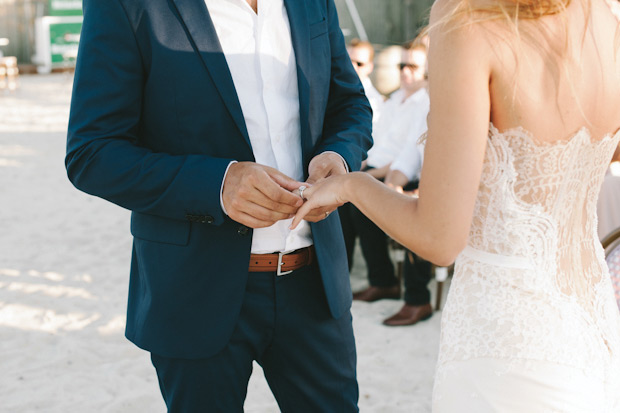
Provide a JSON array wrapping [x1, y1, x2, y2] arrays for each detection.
[[602, 226, 620, 310]]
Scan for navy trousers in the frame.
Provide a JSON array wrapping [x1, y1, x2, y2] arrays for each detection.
[[403, 251, 433, 306], [339, 202, 397, 287], [150, 264, 358, 412]]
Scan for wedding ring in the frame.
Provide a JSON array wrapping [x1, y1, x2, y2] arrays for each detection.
[[325, 211, 330, 218], [298, 185, 306, 200]]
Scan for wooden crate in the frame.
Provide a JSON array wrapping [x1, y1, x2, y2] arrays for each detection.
[[0, 56, 19, 91]]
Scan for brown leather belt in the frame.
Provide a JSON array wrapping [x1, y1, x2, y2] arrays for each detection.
[[249, 246, 315, 276]]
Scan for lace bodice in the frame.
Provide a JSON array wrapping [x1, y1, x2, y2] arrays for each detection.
[[470, 124, 620, 299], [436, 124, 620, 409]]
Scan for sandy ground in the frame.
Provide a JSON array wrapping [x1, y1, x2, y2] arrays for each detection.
[[0, 74, 445, 412]]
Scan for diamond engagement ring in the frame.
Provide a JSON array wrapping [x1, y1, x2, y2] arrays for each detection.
[[298, 185, 307, 200], [325, 211, 330, 218]]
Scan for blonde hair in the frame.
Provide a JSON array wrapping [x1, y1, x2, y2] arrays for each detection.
[[433, 0, 620, 131], [424, 0, 577, 54], [427, 0, 620, 52], [348, 38, 375, 61], [403, 37, 428, 54], [446, 0, 572, 22], [428, 0, 620, 115]]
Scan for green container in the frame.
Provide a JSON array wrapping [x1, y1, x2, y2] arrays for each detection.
[[49, 20, 82, 64], [33, 16, 82, 72], [49, 0, 83, 16]]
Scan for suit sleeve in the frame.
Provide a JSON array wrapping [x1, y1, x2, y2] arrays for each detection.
[[65, 0, 232, 225], [314, 0, 373, 172]]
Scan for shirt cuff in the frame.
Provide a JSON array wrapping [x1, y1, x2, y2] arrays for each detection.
[[322, 151, 350, 173], [220, 160, 238, 216]]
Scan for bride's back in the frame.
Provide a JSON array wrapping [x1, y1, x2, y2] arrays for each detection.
[[428, 3, 620, 409], [488, 0, 620, 141], [453, 0, 620, 302]]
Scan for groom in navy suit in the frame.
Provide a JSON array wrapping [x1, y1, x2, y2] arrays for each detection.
[[66, 0, 372, 411]]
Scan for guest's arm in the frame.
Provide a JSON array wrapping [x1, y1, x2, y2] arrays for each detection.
[[364, 164, 391, 180], [385, 169, 410, 191]]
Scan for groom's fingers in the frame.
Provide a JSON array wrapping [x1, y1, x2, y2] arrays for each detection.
[[254, 168, 303, 210], [223, 162, 303, 228], [307, 152, 347, 185], [268, 168, 304, 193]]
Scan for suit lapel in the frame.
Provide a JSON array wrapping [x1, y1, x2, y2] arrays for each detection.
[[283, 0, 312, 163], [171, 0, 251, 147]]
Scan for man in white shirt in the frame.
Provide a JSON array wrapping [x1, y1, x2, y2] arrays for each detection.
[[346, 40, 430, 304], [340, 39, 385, 271], [347, 39, 384, 123], [381, 128, 434, 326], [66, 0, 372, 410]]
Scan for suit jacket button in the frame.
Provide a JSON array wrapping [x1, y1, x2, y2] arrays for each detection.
[[237, 226, 249, 236], [199, 215, 214, 224]]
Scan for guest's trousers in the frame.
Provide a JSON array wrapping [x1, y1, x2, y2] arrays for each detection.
[[339, 202, 357, 271], [150, 264, 358, 413], [403, 251, 432, 306], [339, 202, 397, 287]]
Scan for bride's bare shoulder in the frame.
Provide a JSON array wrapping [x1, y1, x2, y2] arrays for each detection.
[[429, 0, 500, 57]]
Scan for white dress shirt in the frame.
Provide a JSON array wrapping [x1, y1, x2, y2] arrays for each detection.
[[390, 132, 425, 181], [361, 78, 384, 125], [206, 0, 312, 254], [366, 87, 429, 170]]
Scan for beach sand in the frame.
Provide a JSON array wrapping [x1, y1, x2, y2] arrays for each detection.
[[0, 74, 443, 412]]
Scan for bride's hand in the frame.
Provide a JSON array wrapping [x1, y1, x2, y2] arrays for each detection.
[[290, 174, 352, 229]]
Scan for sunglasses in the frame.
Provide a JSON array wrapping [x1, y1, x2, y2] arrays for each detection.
[[398, 63, 420, 71], [351, 60, 368, 67]]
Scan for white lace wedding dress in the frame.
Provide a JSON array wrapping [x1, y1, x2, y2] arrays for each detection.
[[433, 124, 620, 412]]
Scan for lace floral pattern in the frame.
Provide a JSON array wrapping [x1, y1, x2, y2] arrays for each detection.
[[435, 124, 620, 409]]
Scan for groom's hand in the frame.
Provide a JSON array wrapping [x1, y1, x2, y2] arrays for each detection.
[[302, 152, 347, 222], [223, 162, 303, 228]]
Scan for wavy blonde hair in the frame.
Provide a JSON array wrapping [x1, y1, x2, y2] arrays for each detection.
[[425, 0, 576, 50], [427, 0, 619, 52], [446, 0, 572, 21], [422, 0, 619, 122]]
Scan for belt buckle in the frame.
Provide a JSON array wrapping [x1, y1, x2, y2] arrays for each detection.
[[277, 251, 293, 276]]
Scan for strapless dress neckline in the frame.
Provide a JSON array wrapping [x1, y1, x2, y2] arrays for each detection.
[[489, 122, 620, 148]]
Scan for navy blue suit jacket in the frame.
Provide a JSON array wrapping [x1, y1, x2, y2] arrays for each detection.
[[66, 0, 372, 359]]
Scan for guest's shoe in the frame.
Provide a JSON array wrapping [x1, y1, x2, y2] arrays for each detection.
[[382, 303, 433, 326], [352, 285, 401, 302]]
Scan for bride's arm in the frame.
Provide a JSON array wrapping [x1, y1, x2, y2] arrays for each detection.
[[293, 2, 493, 265]]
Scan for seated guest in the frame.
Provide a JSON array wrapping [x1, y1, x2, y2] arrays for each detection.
[[383, 133, 433, 326], [340, 39, 385, 270], [345, 39, 430, 302], [346, 39, 384, 124]]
